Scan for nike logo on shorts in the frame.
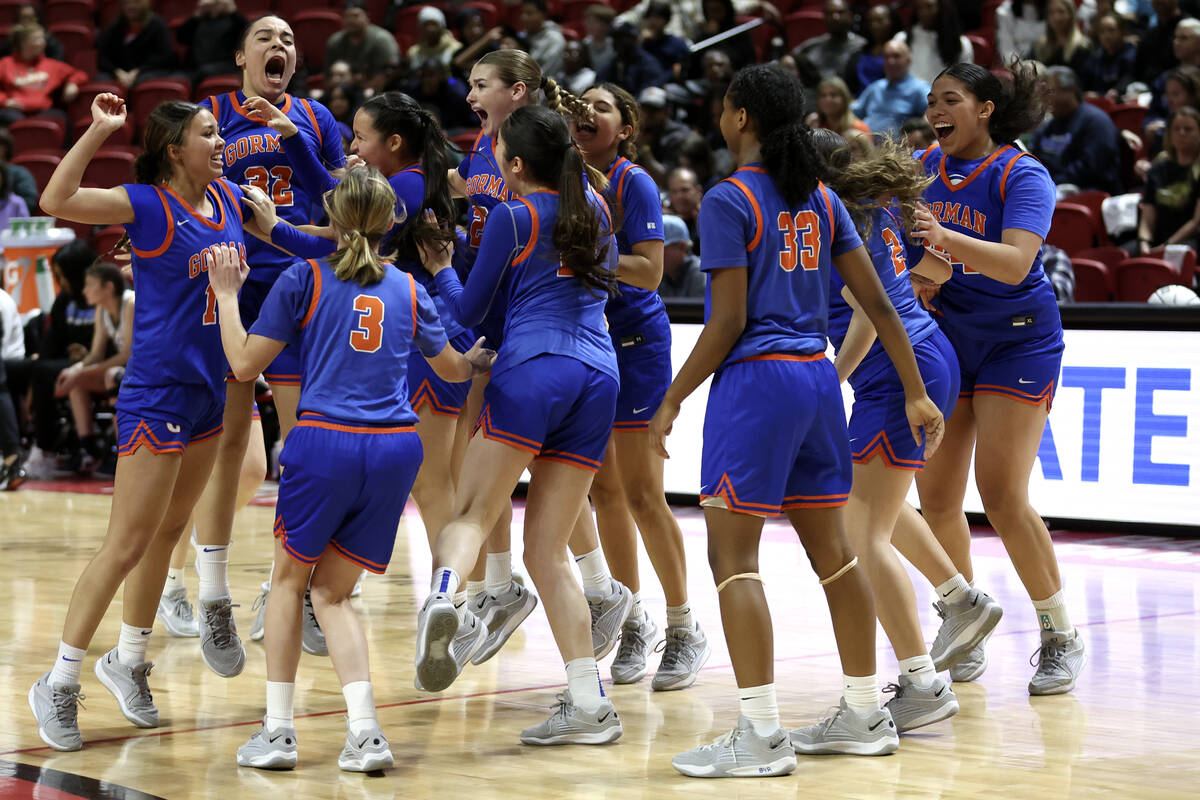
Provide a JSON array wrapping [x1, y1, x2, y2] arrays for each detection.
[[1017, 378, 1035, 385], [632, 407, 649, 415]]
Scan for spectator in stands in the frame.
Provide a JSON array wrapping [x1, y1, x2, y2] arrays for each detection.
[[680, 48, 732, 122], [326, 0, 400, 93], [0, 284, 24, 489], [843, 4, 900, 95], [1137, 107, 1200, 254], [0, 162, 28, 230], [693, 0, 755, 69], [896, 0, 974, 83], [806, 76, 874, 157], [900, 117, 936, 149], [667, 165, 703, 253], [520, 0, 566, 76], [1081, 12, 1138, 97], [325, 82, 361, 147], [619, 0, 781, 40], [792, 0, 865, 81], [0, 130, 36, 213], [1136, 0, 1184, 84], [599, 21, 670, 98], [0, 5, 64, 62], [1031, 66, 1124, 193], [97, 0, 177, 90], [55, 262, 132, 474], [1031, 0, 1094, 72], [952, 0, 982, 33], [557, 40, 596, 96], [851, 40, 930, 137], [995, 0, 1047, 63], [324, 60, 354, 93], [1146, 65, 1200, 157], [451, 9, 500, 80], [642, 2, 691, 81], [583, 4, 616, 75], [407, 6, 461, 70], [0, 24, 84, 128], [657, 214, 705, 298], [1152, 18, 1200, 113], [637, 86, 691, 184], [406, 58, 473, 130], [1041, 243, 1077, 301], [677, 130, 730, 186], [177, 0, 246, 85]]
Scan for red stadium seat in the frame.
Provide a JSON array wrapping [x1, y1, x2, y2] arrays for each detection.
[[129, 78, 192, 135], [57, 218, 96, 244], [0, 0, 27, 26], [966, 33, 994, 67], [68, 47, 97, 77], [1149, 244, 1197, 288], [1070, 258, 1114, 301], [1110, 103, 1147, 134], [784, 10, 826, 47], [93, 225, 126, 258], [240, 0, 272, 17], [1114, 257, 1185, 301], [1075, 245, 1126, 271], [291, 9, 343, 71], [81, 149, 136, 188], [158, 0, 195, 23], [1062, 190, 1111, 246], [559, 0, 597, 23], [1047, 202, 1100, 256], [47, 23, 94, 55], [8, 118, 67, 153], [1085, 94, 1116, 113], [273, 0, 336, 20], [11, 152, 63, 194], [195, 74, 243, 102], [451, 130, 481, 154], [44, 0, 97, 29], [459, 1, 500, 29]]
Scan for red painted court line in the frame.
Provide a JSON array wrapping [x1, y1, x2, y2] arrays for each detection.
[[6, 606, 1195, 757]]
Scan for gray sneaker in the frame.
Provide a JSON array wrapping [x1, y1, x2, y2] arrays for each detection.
[[94, 648, 158, 728], [28, 672, 84, 751], [611, 612, 659, 684], [339, 723, 394, 772], [519, 692, 622, 745], [1028, 629, 1086, 696], [199, 597, 246, 678], [248, 582, 270, 642], [157, 586, 199, 638], [586, 578, 633, 661], [930, 589, 1003, 672], [237, 719, 298, 770], [469, 581, 538, 665], [672, 716, 796, 778], [789, 699, 899, 756], [882, 674, 959, 733], [652, 622, 711, 691], [302, 590, 328, 657], [950, 628, 992, 682], [415, 593, 486, 692]]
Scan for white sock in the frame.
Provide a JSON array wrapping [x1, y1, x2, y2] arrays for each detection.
[[739, 683, 780, 737], [574, 548, 611, 594], [49, 641, 86, 685], [453, 590, 468, 623], [194, 541, 230, 602], [898, 654, 937, 688], [466, 580, 485, 602], [565, 657, 605, 713], [431, 567, 460, 597], [1033, 589, 1072, 633], [163, 567, 185, 596], [117, 622, 152, 665], [342, 680, 376, 737], [666, 603, 694, 630], [265, 681, 295, 729], [485, 551, 512, 595], [843, 674, 880, 715], [936, 573, 971, 605], [629, 591, 644, 622]]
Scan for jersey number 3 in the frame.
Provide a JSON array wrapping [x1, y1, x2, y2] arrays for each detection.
[[350, 295, 384, 353], [777, 211, 820, 272]]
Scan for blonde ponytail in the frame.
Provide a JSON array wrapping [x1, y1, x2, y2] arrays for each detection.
[[325, 167, 397, 286]]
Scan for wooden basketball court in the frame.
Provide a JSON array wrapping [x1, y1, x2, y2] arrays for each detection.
[[1, 485, 1198, 799]]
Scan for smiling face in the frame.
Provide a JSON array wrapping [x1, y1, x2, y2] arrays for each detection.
[[236, 16, 297, 101], [350, 107, 402, 172], [925, 74, 993, 157], [171, 109, 226, 183], [573, 87, 632, 158], [466, 63, 526, 136]]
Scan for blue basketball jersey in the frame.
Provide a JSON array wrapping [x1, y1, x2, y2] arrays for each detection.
[[602, 156, 668, 348], [912, 143, 1061, 341], [122, 179, 247, 402], [457, 131, 514, 249], [250, 258, 448, 425], [700, 166, 862, 365], [828, 205, 939, 382], [202, 91, 344, 285], [434, 189, 618, 381]]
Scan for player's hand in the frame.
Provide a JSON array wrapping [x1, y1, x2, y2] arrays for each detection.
[[648, 397, 679, 459], [243, 96, 299, 138], [208, 243, 248, 297], [464, 336, 496, 375], [911, 202, 948, 250], [91, 93, 127, 134], [416, 210, 453, 275], [240, 183, 279, 232], [906, 393, 943, 459], [909, 270, 941, 311], [55, 362, 81, 393]]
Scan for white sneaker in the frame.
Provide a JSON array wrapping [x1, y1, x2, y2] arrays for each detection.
[[157, 586, 199, 638], [672, 716, 796, 778], [586, 578, 633, 660], [519, 692, 622, 745], [789, 699, 899, 756], [338, 722, 393, 772]]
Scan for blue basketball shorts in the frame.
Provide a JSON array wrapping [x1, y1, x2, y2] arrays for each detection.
[[274, 412, 423, 574], [847, 329, 960, 470], [700, 354, 851, 516], [941, 323, 1064, 409], [475, 355, 618, 472], [115, 384, 224, 457], [613, 346, 671, 431], [235, 277, 302, 386], [408, 330, 474, 418]]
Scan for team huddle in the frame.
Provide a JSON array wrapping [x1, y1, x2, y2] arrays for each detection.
[[25, 13, 1085, 781]]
